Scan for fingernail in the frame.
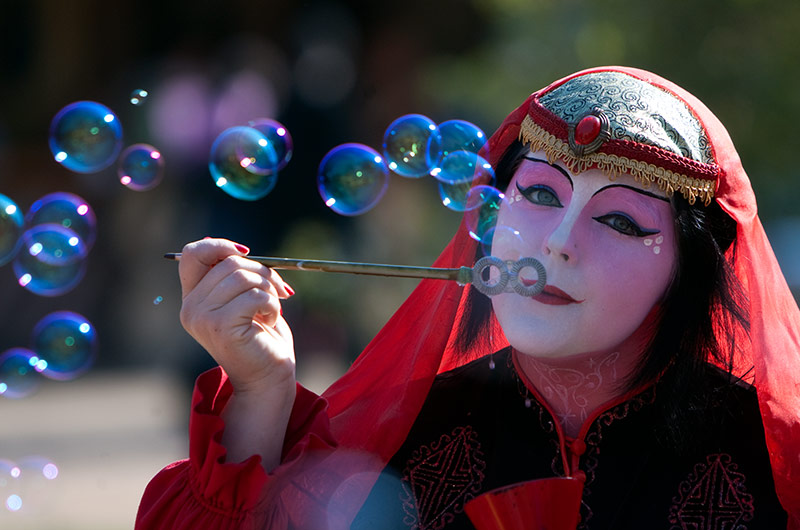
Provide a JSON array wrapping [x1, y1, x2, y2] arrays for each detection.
[[284, 282, 295, 296], [203, 236, 212, 240], [234, 244, 250, 254]]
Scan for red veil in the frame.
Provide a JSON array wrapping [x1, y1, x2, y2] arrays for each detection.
[[138, 67, 799, 529]]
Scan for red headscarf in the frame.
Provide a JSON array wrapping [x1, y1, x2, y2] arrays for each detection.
[[270, 66, 800, 528]]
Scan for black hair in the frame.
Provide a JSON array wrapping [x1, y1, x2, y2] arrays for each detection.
[[455, 140, 749, 447]]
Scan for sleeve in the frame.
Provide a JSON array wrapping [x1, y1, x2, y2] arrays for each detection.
[[135, 367, 337, 530]]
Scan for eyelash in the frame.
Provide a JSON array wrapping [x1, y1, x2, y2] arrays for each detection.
[[592, 213, 660, 238], [516, 183, 563, 208]]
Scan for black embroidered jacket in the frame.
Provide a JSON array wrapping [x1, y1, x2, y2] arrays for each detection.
[[352, 348, 787, 529]]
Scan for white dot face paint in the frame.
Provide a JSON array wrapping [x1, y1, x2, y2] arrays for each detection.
[[491, 151, 678, 359]]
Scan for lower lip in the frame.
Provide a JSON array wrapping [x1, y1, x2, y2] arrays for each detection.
[[532, 291, 575, 305]]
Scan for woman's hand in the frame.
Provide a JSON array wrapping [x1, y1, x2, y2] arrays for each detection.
[[178, 238, 296, 393]]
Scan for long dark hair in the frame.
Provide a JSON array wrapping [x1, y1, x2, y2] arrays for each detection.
[[455, 141, 749, 446]]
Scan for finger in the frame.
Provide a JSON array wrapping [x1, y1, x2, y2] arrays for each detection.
[[191, 256, 294, 304], [212, 287, 283, 333], [204, 268, 282, 311], [179, 238, 250, 297]]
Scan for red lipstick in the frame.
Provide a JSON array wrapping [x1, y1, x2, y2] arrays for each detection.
[[530, 283, 582, 305]]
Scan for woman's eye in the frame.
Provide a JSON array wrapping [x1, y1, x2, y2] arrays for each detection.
[[592, 213, 659, 237], [516, 183, 563, 207]]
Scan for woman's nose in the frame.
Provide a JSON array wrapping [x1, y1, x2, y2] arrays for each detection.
[[542, 211, 578, 263]]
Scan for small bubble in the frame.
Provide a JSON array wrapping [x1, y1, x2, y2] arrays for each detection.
[[382, 114, 441, 178], [117, 143, 165, 191], [25, 192, 97, 251], [31, 311, 96, 381], [130, 89, 149, 106], [153, 296, 163, 305], [209, 126, 279, 201], [0, 194, 24, 266], [6, 494, 22, 512]]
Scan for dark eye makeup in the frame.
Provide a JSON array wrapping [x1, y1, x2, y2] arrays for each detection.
[[592, 213, 660, 237], [516, 182, 563, 208]]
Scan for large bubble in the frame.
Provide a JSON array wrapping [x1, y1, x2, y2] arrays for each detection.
[[437, 119, 487, 160], [382, 114, 442, 178], [247, 118, 294, 172], [32, 311, 96, 381], [13, 225, 87, 297], [24, 192, 97, 250], [48, 101, 123, 173], [318, 143, 389, 216], [433, 151, 495, 212], [117, 143, 165, 191], [0, 193, 24, 266], [209, 126, 279, 200], [0, 348, 42, 399]]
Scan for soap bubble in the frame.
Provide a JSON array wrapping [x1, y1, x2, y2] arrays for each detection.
[[130, 89, 149, 106], [437, 119, 487, 160], [318, 143, 389, 216], [382, 114, 442, 178], [481, 224, 524, 258], [117, 143, 165, 191], [48, 101, 123, 173], [13, 225, 87, 296], [464, 185, 507, 245], [0, 348, 41, 399], [247, 118, 293, 172], [25, 192, 96, 251], [32, 311, 96, 381], [0, 194, 24, 266], [432, 151, 495, 212], [209, 126, 279, 200]]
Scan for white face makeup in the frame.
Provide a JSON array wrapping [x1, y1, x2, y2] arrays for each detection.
[[491, 150, 678, 359]]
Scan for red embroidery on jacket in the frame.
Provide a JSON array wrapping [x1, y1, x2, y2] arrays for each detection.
[[668, 453, 754, 530], [400, 426, 486, 530]]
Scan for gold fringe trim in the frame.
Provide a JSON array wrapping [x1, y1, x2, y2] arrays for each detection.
[[519, 115, 715, 205]]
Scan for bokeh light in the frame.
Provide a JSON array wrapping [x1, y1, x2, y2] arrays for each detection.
[[0, 348, 41, 399], [464, 185, 507, 245], [31, 311, 97, 381], [0, 193, 24, 266], [247, 118, 293, 172], [13, 224, 87, 297], [382, 114, 442, 178], [437, 119, 487, 160], [25, 192, 97, 251], [209, 126, 279, 200], [317, 143, 389, 216], [117, 143, 165, 191], [130, 89, 149, 106], [48, 101, 123, 173]]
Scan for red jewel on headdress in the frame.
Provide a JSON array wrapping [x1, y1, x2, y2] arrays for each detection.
[[574, 115, 602, 145], [567, 108, 610, 157]]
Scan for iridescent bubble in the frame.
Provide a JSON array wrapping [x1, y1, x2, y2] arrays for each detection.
[[25, 192, 97, 250], [437, 119, 487, 160], [117, 143, 165, 191], [153, 295, 163, 305], [130, 89, 149, 106], [464, 185, 507, 245], [32, 311, 96, 381], [0, 348, 40, 399], [48, 101, 123, 173], [432, 151, 495, 212], [481, 224, 524, 258], [382, 114, 442, 178], [247, 118, 294, 172], [0, 193, 24, 266], [13, 225, 87, 296], [209, 126, 279, 200], [317, 143, 389, 216]]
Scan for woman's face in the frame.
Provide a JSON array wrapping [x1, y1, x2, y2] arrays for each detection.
[[491, 151, 677, 359]]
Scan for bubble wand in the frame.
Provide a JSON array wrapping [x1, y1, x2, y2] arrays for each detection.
[[164, 253, 546, 297]]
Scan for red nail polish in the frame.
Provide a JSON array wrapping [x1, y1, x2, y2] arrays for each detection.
[[234, 244, 250, 254], [284, 283, 295, 296], [203, 236, 212, 240]]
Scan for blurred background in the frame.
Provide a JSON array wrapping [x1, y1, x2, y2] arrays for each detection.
[[0, 0, 798, 527]]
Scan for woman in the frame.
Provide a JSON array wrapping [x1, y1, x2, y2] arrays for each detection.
[[136, 67, 800, 529]]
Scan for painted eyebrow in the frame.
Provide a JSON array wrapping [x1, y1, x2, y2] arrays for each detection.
[[522, 156, 573, 190], [592, 184, 671, 203]]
